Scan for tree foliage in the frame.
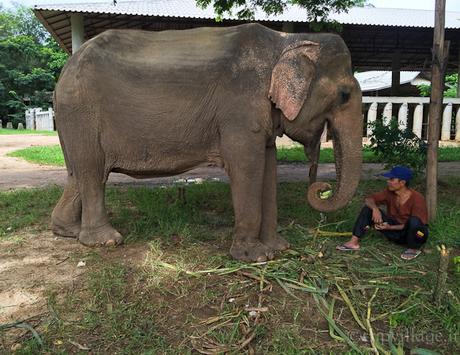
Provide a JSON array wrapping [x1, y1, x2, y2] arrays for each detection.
[[417, 74, 458, 98], [196, 0, 370, 22], [368, 117, 427, 178], [1, 6, 46, 41], [0, 5, 67, 127]]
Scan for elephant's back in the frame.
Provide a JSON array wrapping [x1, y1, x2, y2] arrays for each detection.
[[72, 24, 277, 76], [92, 28, 230, 67]]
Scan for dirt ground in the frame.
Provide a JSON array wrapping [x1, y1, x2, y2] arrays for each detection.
[[0, 232, 88, 325], [0, 230, 152, 350], [1, 134, 460, 191], [0, 134, 330, 190], [1, 134, 459, 351]]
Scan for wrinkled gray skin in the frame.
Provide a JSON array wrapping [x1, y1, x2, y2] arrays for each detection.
[[52, 23, 362, 262]]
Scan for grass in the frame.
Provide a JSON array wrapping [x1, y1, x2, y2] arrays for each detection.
[[1, 179, 459, 353], [7, 145, 64, 167], [278, 145, 460, 163], [7, 144, 460, 167], [0, 129, 57, 136], [0, 186, 62, 237]]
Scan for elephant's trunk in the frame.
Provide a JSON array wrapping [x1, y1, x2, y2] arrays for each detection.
[[307, 91, 362, 212]]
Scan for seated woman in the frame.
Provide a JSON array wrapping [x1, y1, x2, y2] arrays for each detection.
[[336, 166, 428, 260]]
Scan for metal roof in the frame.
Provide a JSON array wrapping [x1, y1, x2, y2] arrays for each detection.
[[354, 71, 429, 92], [32, 1, 460, 72], [33, 1, 460, 29]]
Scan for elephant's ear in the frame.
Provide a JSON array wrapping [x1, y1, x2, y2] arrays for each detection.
[[269, 41, 320, 121]]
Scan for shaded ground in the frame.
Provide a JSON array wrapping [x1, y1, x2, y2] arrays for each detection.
[[0, 232, 87, 325], [1, 181, 459, 353], [0, 230, 152, 352], [1, 134, 460, 191], [1, 135, 459, 353]]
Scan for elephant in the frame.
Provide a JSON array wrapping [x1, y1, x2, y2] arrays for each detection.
[[51, 23, 362, 262]]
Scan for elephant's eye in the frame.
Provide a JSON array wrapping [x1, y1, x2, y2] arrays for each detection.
[[339, 90, 350, 105]]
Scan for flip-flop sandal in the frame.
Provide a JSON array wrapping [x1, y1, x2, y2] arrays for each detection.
[[336, 244, 360, 251], [401, 249, 421, 260]]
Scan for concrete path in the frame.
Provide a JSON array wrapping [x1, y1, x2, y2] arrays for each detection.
[[1, 134, 459, 191]]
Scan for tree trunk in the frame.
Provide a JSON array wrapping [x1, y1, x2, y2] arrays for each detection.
[[426, 0, 449, 222], [457, 48, 460, 98]]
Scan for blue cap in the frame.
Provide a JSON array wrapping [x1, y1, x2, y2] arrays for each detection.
[[381, 166, 413, 182]]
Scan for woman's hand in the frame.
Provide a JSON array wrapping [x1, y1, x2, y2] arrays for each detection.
[[372, 208, 383, 224], [374, 222, 390, 230]]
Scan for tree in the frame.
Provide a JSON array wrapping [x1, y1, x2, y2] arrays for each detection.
[[0, 5, 68, 127], [417, 73, 458, 98], [426, 0, 448, 221], [195, 0, 369, 22], [0, 4, 48, 43]]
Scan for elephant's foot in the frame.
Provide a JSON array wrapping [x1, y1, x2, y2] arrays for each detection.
[[52, 220, 81, 238], [261, 234, 290, 252], [51, 214, 81, 238], [78, 223, 123, 247], [230, 240, 274, 262]]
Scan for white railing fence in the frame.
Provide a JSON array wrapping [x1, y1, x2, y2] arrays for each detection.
[[362, 97, 460, 142], [315, 97, 460, 144], [25, 108, 54, 131], [25, 99, 460, 141]]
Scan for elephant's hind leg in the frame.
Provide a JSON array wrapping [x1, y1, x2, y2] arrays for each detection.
[[77, 168, 123, 247], [260, 146, 290, 252], [51, 174, 82, 238]]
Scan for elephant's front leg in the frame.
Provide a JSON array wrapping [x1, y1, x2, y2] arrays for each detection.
[[222, 139, 274, 262], [77, 170, 123, 247], [260, 145, 290, 252]]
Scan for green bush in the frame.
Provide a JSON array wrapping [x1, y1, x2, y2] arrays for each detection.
[[417, 74, 458, 98], [368, 117, 427, 177]]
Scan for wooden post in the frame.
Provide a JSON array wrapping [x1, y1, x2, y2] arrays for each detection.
[[426, 0, 449, 222], [391, 50, 401, 96], [457, 47, 460, 98]]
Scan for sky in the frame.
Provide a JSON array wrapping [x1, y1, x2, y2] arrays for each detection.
[[1, 0, 460, 12]]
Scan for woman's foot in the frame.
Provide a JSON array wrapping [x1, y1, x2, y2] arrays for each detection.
[[336, 236, 360, 251], [336, 244, 360, 251], [401, 249, 421, 260]]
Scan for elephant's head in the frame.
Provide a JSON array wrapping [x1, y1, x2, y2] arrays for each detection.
[[269, 36, 362, 212]]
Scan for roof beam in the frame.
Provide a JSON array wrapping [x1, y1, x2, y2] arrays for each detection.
[[33, 10, 70, 54]]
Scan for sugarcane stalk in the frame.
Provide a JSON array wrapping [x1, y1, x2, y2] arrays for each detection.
[[433, 244, 450, 305], [366, 288, 380, 355], [336, 284, 367, 331], [317, 229, 352, 237]]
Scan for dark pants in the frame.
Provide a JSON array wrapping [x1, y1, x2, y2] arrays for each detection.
[[353, 207, 428, 249]]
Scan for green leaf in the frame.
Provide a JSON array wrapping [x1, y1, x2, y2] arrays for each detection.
[[409, 348, 442, 355]]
